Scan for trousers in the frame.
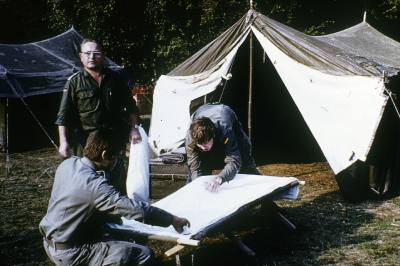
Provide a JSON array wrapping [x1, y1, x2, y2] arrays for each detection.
[[43, 238, 155, 266]]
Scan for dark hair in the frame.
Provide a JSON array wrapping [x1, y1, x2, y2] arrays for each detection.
[[80, 38, 104, 53], [83, 128, 126, 162], [190, 117, 216, 144]]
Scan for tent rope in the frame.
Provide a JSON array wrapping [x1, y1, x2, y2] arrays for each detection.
[[20, 98, 59, 151], [219, 53, 237, 103], [385, 89, 400, 119]]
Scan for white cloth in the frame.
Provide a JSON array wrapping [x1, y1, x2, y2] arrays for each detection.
[[110, 174, 299, 240], [252, 27, 388, 174], [126, 126, 150, 202]]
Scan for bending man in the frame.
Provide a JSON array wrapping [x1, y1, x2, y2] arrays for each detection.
[[185, 103, 260, 192]]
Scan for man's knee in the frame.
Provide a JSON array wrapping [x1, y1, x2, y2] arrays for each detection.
[[131, 245, 155, 266]]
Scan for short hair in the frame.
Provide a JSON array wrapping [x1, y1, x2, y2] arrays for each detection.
[[190, 117, 216, 144], [83, 128, 126, 162], [80, 38, 104, 53]]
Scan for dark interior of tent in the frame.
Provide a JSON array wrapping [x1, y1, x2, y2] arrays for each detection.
[[0, 93, 62, 153], [191, 34, 326, 166]]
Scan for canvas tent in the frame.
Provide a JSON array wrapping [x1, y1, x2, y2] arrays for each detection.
[[148, 9, 400, 200], [0, 28, 133, 155]]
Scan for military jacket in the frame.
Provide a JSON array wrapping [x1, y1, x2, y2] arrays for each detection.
[[39, 156, 173, 245], [185, 103, 253, 183], [56, 68, 139, 132]]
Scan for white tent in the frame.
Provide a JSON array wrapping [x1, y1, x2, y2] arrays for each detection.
[[148, 9, 400, 176]]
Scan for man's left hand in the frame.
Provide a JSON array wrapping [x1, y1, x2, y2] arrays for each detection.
[[106, 214, 122, 225], [130, 128, 142, 144], [204, 178, 221, 192], [172, 216, 190, 233]]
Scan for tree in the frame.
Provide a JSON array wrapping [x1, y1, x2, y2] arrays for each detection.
[[2, 0, 399, 81], [0, 0, 54, 43]]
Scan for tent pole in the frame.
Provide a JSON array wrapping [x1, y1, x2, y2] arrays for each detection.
[[6, 98, 10, 176], [248, 30, 253, 141]]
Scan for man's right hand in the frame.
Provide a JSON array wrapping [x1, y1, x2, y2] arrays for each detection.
[[59, 142, 71, 158], [172, 215, 190, 234]]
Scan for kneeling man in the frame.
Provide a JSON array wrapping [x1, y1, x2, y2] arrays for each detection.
[[185, 103, 260, 192], [40, 128, 189, 265]]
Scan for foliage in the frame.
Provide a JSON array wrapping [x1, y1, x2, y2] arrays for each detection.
[[0, 0, 53, 43], [1, 0, 400, 81]]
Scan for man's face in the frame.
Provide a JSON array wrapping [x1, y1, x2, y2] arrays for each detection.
[[196, 138, 214, 152], [79, 42, 104, 71]]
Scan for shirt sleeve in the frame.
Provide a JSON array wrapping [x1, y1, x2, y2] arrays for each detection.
[[185, 133, 202, 180], [217, 129, 242, 183], [93, 180, 173, 227], [119, 75, 140, 115], [55, 80, 79, 127]]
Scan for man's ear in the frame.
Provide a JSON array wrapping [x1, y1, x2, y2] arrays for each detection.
[[101, 150, 112, 160]]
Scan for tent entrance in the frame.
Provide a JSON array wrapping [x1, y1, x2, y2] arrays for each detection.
[[189, 35, 325, 165]]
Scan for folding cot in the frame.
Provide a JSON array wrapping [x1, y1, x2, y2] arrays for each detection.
[[103, 174, 300, 257]]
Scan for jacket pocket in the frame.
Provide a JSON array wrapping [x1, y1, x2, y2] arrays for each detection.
[[76, 89, 97, 113]]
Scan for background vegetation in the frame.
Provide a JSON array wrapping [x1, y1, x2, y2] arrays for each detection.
[[1, 0, 399, 82]]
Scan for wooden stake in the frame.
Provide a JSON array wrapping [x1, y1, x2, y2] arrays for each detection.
[[175, 254, 181, 266]]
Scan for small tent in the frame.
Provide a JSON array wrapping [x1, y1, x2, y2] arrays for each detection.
[[0, 28, 133, 153], [148, 9, 400, 200]]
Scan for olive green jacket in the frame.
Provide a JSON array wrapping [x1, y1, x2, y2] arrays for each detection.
[[56, 68, 139, 132]]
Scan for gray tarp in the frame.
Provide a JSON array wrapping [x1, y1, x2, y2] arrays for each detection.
[[169, 10, 400, 78], [0, 28, 132, 98]]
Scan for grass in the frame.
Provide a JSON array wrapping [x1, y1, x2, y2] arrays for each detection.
[[0, 148, 400, 265]]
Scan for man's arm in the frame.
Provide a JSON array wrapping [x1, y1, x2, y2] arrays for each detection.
[[218, 130, 242, 182], [56, 80, 77, 158], [185, 134, 202, 181], [58, 125, 71, 158], [95, 181, 190, 232], [128, 113, 142, 143], [205, 130, 241, 192]]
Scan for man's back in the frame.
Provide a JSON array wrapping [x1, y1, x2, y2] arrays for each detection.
[[39, 157, 110, 244], [192, 103, 239, 133]]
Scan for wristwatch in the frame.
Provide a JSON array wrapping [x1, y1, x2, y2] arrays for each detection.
[[216, 177, 223, 184], [131, 124, 139, 129]]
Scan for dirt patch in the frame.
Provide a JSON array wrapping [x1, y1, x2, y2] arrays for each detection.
[[1, 148, 399, 265]]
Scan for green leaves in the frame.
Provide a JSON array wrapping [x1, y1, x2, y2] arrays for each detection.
[[3, 0, 398, 81]]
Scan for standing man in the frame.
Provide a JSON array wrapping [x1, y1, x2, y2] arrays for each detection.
[[39, 128, 190, 266], [56, 38, 141, 159], [56, 38, 141, 193], [185, 103, 261, 192]]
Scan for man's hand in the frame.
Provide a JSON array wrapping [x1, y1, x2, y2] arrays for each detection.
[[172, 215, 190, 234], [130, 128, 142, 144], [204, 178, 221, 192], [106, 214, 122, 225], [58, 142, 71, 159]]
